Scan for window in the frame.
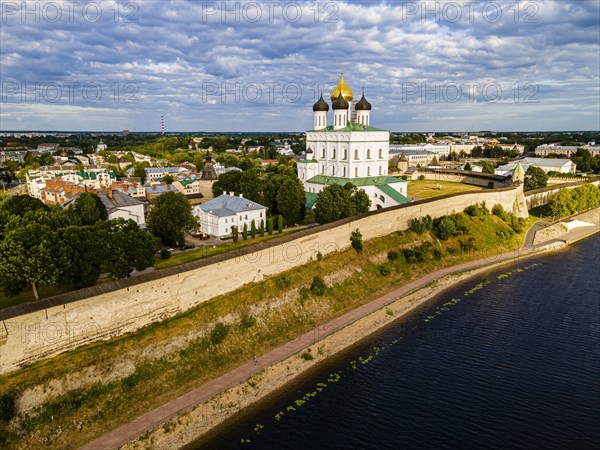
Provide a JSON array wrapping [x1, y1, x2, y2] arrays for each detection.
[[331, 165, 335, 175], [354, 149, 359, 160], [343, 148, 347, 160], [367, 167, 371, 176], [355, 167, 359, 177], [343, 166, 346, 177], [367, 149, 371, 159], [321, 148, 325, 158], [322, 166, 325, 174], [379, 166, 382, 175], [332, 148, 336, 159], [379, 149, 382, 159]]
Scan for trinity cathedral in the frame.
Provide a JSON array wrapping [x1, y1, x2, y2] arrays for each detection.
[[298, 73, 410, 210]]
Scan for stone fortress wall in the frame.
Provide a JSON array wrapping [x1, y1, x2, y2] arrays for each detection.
[[0, 185, 529, 374]]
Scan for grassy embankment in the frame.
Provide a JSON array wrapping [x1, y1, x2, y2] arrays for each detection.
[[407, 179, 484, 200], [0, 207, 530, 449]]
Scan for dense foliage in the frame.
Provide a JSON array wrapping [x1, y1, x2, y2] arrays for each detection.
[[549, 184, 600, 218], [314, 183, 371, 224], [146, 191, 196, 246], [524, 166, 548, 191]]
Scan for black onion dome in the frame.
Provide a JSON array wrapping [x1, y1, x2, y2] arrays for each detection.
[[312, 94, 329, 112], [355, 89, 372, 111], [332, 92, 349, 110]]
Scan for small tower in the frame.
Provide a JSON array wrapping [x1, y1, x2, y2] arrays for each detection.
[[397, 152, 409, 174], [512, 162, 525, 184], [332, 92, 349, 130], [355, 88, 372, 126], [312, 93, 329, 130]]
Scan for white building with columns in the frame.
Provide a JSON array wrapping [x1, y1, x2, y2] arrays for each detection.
[[298, 73, 409, 210]]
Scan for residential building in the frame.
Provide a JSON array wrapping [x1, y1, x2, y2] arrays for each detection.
[[192, 193, 268, 238], [534, 144, 600, 157], [495, 157, 576, 176]]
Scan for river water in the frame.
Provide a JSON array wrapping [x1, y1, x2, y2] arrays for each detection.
[[193, 235, 600, 449]]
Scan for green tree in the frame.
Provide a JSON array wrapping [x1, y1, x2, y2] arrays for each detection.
[[98, 219, 156, 278], [240, 169, 261, 203], [259, 219, 265, 237], [349, 187, 371, 216], [251, 220, 256, 238], [480, 161, 495, 174], [277, 215, 284, 233], [71, 192, 107, 225], [276, 177, 306, 226], [267, 217, 274, 235], [132, 162, 149, 183], [232, 225, 239, 243], [163, 174, 174, 184], [524, 166, 548, 191], [58, 225, 103, 288], [212, 170, 242, 197], [0, 221, 64, 299], [464, 162, 472, 171], [242, 223, 248, 240], [314, 183, 371, 224], [147, 191, 196, 246]]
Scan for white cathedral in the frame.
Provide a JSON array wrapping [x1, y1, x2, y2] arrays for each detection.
[[298, 72, 409, 210]]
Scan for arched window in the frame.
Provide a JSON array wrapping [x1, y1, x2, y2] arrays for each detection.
[[367, 149, 371, 159], [343, 148, 347, 160], [343, 166, 346, 177], [355, 167, 359, 177], [367, 166, 371, 176], [379, 166, 382, 175], [321, 148, 325, 158], [354, 149, 359, 160], [379, 148, 383, 159], [332, 148, 336, 159]]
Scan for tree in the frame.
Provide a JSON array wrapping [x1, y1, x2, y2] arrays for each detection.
[[267, 217, 274, 235], [464, 162, 472, 171], [240, 169, 261, 203], [259, 219, 265, 237], [524, 166, 548, 191], [232, 225, 239, 243], [98, 219, 156, 278], [242, 223, 248, 240], [350, 229, 363, 253], [0, 222, 64, 300], [314, 183, 371, 224], [147, 191, 196, 246], [58, 225, 104, 288], [163, 174, 174, 184], [480, 161, 495, 174], [276, 177, 306, 226], [71, 192, 107, 225], [212, 170, 242, 197], [132, 162, 149, 183], [251, 220, 256, 238], [277, 215, 284, 233]]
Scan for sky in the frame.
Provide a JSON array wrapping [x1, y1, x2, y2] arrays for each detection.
[[1, 0, 599, 132]]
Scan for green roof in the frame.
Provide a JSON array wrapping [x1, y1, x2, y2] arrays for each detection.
[[513, 162, 525, 174], [305, 192, 318, 208], [377, 184, 410, 204], [179, 179, 198, 187], [307, 175, 407, 187], [308, 123, 389, 133], [298, 159, 317, 164]]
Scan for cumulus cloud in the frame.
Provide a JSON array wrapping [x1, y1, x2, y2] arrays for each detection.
[[0, 0, 598, 131]]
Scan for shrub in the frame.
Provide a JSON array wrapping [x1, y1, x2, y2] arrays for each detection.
[[387, 250, 400, 261], [418, 174, 425, 180], [159, 248, 171, 259], [251, 220, 257, 238], [434, 216, 460, 240], [242, 223, 248, 240], [0, 393, 15, 422], [240, 315, 257, 331], [267, 217, 274, 235], [409, 215, 433, 234], [378, 264, 391, 276], [210, 322, 229, 345], [492, 204, 509, 221], [350, 228, 363, 253], [232, 225, 239, 243], [310, 276, 327, 296], [464, 202, 489, 217], [316, 251, 323, 261], [301, 351, 314, 361], [275, 275, 291, 289]]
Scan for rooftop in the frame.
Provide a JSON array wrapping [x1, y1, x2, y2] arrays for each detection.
[[198, 194, 267, 217], [307, 175, 407, 187]]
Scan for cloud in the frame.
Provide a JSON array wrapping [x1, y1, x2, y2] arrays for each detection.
[[0, 0, 598, 131]]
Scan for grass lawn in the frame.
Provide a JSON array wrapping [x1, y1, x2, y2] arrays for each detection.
[[407, 180, 485, 200]]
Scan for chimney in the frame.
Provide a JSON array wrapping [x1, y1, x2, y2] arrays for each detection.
[[108, 189, 113, 199], [239, 193, 243, 198]]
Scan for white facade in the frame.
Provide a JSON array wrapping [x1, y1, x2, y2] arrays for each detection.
[[193, 193, 268, 238]]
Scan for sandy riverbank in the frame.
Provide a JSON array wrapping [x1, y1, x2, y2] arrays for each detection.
[[121, 246, 565, 449]]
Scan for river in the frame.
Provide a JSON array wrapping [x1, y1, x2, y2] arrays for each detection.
[[193, 235, 600, 449]]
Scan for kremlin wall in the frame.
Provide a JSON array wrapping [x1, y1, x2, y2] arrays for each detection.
[[0, 185, 528, 375]]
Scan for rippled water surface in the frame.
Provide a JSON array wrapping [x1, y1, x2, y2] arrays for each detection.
[[194, 236, 600, 450]]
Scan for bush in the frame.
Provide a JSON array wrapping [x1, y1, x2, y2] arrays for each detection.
[[239, 315, 257, 331], [275, 275, 291, 289], [0, 393, 15, 422], [418, 175, 425, 180], [159, 248, 171, 259], [492, 204, 509, 221], [387, 250, 400, 261], [350, 228, 363, 253], [210, 322, 229, 345], [310, 276, 327, 296], [464, 202, 489, 217], [301, 351, 314, 361], [409, 215, 433, 234], [378, 264, 391, 276], [434, 216, 461, 240]]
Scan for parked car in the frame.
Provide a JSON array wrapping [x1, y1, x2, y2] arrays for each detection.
[[179, 244, 194, 250], [164, 247, 174, 252]]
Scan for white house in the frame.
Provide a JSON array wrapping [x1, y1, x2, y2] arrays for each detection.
[[298, 72, 410, 211], [193, 193, 268, 238], [97, 189, 146, 227]]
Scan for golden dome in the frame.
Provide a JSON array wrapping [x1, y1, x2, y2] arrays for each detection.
[[330, 72, 353, 102]]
